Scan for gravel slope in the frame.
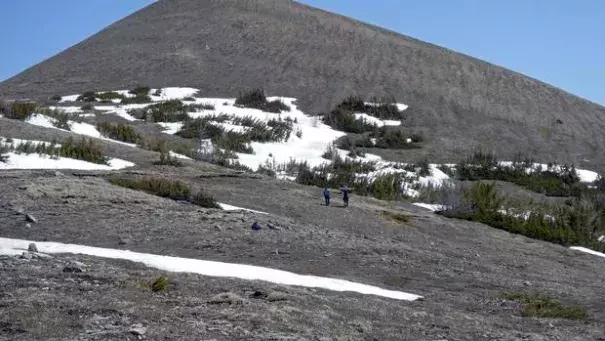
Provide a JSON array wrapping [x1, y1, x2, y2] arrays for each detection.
[[1, 0, 605, 168]]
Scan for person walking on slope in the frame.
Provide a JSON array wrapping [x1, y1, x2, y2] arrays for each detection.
[[323, 186, 331, 206], [340, 184, 350, 207]]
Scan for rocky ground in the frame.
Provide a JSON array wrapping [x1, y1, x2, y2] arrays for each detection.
[[1, 167, 604, 341]]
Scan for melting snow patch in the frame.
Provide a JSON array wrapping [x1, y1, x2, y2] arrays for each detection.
[[25, 114, 56, 129], [169, 151, 191, 160], [158, 122, 184, 135], [354, 113, 401, 127], [0, 153, 134, 170], [218, 203, 268, 215], [150, 87, 199, 101], [569, 247, 605, 259], [0, 237, 423, 301], [412, 203, 447, 212]]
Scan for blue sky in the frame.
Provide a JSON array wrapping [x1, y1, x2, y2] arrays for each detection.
[[1, 0, 603, 105]]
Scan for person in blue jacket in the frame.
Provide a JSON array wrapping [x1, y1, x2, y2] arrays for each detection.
[[340, 184, 350, 207], [323, 186, 331, 206]]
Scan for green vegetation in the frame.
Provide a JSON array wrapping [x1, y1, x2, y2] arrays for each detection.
[[129, 100, 213, 122], [129, 86, 151, 97], [336, 96, 404, 120], [322, 107, 378, 134], [2, 101, 38, 120], [235, 88, 290, 113], [77, 91, 126, 103], [76, 92, 97, 102], [121, 95, 152, 104], [177, 114, 294, 155], [153, 150, 183, 167], [109, 176, 220, 208], [3, 137, 108, 165], [50, 95, 62, 101], [190, 190, 221, 209], [503, 292, 587, 320], [97, 122, 140, 143], [109, 177, 191, 201], [383, 211, 411, 224], [454, 151, 583, 197], [439, 182, 605, 252], [140, 275, 169, 292]]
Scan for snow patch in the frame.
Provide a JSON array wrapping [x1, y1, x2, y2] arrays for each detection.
[[0, 153, 133, 170], [218, 203, 268, 215], [25, 114, 55, 129], [354, 113, 401, 127], [413, 203, 447, 212], [569, 247, 605, 259], [0, 237, 423, 301]]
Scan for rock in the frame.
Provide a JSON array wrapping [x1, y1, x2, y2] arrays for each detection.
[[25, 214, 37, 224], [54, 171, 64, 177], [129, 323, 147, 336], [523, 281, 531, 287], [118, 238, 132, 245], [25, 223, 31, 229], [249, 290, 268, 299], [251, 222, 261, 231], [32, 252, 53, 260], [20, 252, 33, 260], [267, 223, 281, 230], [214, 225, 222, 231], [598, 235, 605, 243], [208, 292, 244, 305], [63, 261, 85, 273], [28, 243, 38, 252]]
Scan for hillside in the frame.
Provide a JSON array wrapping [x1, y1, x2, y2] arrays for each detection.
[[2, 0, 605, 168]]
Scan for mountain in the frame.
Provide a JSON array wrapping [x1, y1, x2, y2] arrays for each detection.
[[2, 0, 605, 169]]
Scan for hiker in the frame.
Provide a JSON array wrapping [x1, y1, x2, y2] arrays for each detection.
[[323, 186, 331, 206], [340, 184, 350, 207]]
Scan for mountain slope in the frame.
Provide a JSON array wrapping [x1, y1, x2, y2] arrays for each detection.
[[2, 0, 605, 169]]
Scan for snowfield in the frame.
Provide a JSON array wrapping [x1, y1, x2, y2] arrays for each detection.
[[0, 237, 423, 301], [570, 247, 605, 259], [43, 87, 603, 197]]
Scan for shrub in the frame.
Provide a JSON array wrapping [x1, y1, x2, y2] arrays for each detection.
[[322, 144, 338, 160], [190, 190, 221, 208], [295, 128, 303, 139], [183, 96, 195, 101], [347, 148, 365, 158], [50, 95, 62, 101], [335, 96, 404, 120], [97, 122, 140, 143], [129, 86, 151, 96], [77, 92, 97, 102], [153, 150, 183, 167], [5, 101, 38, 120], [322, 107, 378, 134], [96, 91, 125, 101], [235, 88, 290, 113], [152, 89, 162, 97], [417, 159, 431, 177], [503, 292, 587, 320], [151, 275, 169, 292], [372, 128, 420, 149], [7, 137, 108, 165], [109, 177, 191, 200], [121, 95, 152, 104], [383, 211, 410, 224], [215, 132, 254, 154], [0, 144, 9, 163], [455, 151, 582, 197]]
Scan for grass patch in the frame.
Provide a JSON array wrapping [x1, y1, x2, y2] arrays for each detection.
[[109, 176, 221, 208], [503, 292, 587, 320], [97, 122, 140, 143], [235, 88, 290, 113], [2, 101, 38, 120], [383, 211, 410, 224], [121, 95, 152, 104], [109, 177, 191, 200], [140, 275, 169, 292], [153, 150, 183, 167]]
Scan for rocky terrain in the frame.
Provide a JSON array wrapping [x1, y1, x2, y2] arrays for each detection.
[[2, 1, 605, 340], [1, 167, 605, 340]]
